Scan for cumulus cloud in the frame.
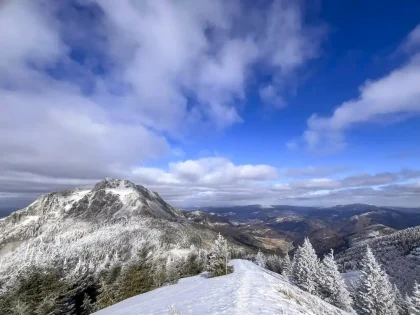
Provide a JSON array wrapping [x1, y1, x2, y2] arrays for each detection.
[[91, 0, 323, 129], [140, 166, 420, 207], [133, 157, 278, 186], [3, 1, 417, 211], [0, 0, 323, 205], [301, 24, 420, 151], [2, 154, 420, 210]]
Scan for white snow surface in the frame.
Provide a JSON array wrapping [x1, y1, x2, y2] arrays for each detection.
[[95, 260, 349, 315]]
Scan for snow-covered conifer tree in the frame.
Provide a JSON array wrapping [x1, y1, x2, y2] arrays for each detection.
[[12, 300, 30, 315], [291, 238, 320, 295], [95, 280, 116, 310], [409, 281, 420, 315], [393, 284, 409, 315], [208, 233, 230, 277], [319, 250, 353, 312], [166, 256, 180, 284], [282, 254, 292, 278], [82, 293, 95, 315], [355, 246, 397, 315], [255, 250, 266, 268], [265, 254, 282, 273]]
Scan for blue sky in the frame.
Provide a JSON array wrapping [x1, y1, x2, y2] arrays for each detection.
[[1, 0, 420, 211]]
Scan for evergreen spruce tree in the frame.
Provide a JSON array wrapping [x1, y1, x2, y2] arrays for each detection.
[[35, 294, 57, 315], [409, 281, 420, 315], [184, 251, 201, 276], [255, 250, 266, 268], [394, 284, 409, 315], [208, 233, 230, 277], [319, 250, 353, 312], [12, 300, 30, 315], [403, 294, 412, 315], [291, 238, 320, 295], [355, 246, 398, 315], [115, 247, 154, 300], [82, 293, 95, 315], [166, 256, 181, 284], [265, 254, 282, 273], [95, 280, 116, 310], [152, 258, 167, 288], [282, 254, 292, 278]]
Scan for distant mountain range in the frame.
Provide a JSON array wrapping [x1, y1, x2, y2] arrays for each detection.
[[191, 203, 420, 255]]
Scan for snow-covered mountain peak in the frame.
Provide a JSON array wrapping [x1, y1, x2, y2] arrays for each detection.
[[66, 178, 182, 221], [92, 178, 137, 192], [0, 179, 217, 294], [0, 179, 183, 253]]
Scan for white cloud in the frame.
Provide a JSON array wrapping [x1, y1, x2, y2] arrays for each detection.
[[0, 1, 65, 76], [259, 84, 285, 108], [0, 0, 323, 197], [133, 157, 278, 186], [92, 0, 323, 130], [400, 25, 420, 53], [2, 154, 420, 209], [301, 24, 420, 151]]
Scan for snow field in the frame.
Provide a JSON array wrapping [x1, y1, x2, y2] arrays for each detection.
[[95, 259, 349, 315]]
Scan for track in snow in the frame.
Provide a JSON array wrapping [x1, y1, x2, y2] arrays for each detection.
[[95, 259, 349, 315]]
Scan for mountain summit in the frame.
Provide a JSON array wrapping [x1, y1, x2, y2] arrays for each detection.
[[0, 179, 183, 252], [69, 178, 182, 221], [0, 179, 215, 294]]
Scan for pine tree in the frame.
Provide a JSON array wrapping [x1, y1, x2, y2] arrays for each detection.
[[82, 293, 95, 315], [409, 281, 420, 315], [291, 238, 320, 295], [184, 251, 201, 276], [166, 256, 180, 284], [208, 233, 230, 277], [394, 284, 409, 315], [265, 254, 282, 273], [355, 246, 398, 315], [35, 294, 57, 315], [255, 250, 266, 268], [319, 250, 353, 312], [95, 280, 116, 310], [282, 254, 292, 278], [152, 258, 166, 288], [12, 300, 30, 315]]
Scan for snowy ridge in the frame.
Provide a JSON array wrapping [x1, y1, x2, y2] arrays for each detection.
[[0, 188, 89, 248], [0, 178, 181, 246], [95, 260, 349, 315]]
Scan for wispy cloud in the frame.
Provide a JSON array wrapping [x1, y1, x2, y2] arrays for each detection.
[[299, 24, 420, 151]]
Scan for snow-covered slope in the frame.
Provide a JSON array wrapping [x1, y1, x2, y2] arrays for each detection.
[[0, 179, 216, 292], [0, 179, 182, 249], [95, 259, 350, 315]]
